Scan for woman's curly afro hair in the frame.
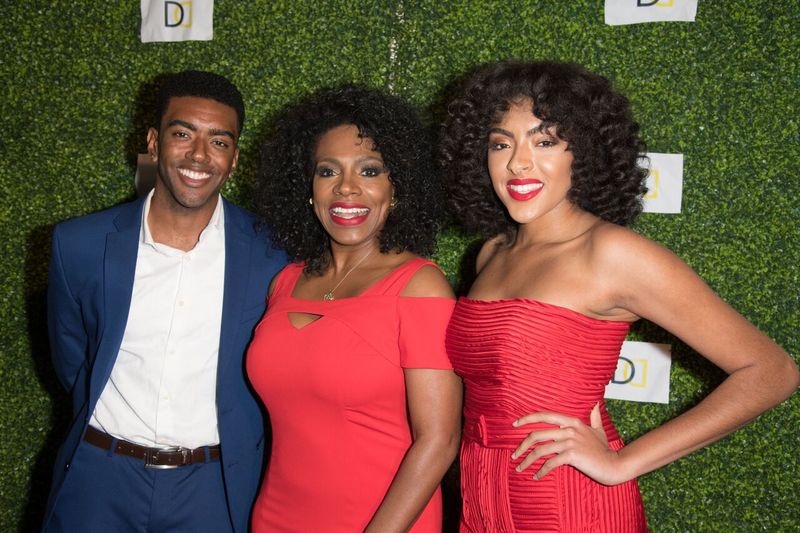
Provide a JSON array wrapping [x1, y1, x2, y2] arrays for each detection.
[[255, 85, 443, 275], [439, 60, 648, 238]]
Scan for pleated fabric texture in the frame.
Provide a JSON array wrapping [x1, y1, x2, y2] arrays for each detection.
[[447, 297, 648, 532]]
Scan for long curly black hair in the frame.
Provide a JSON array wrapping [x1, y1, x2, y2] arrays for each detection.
[[439, 60, 648, 239], [255, 85, 443, 275]]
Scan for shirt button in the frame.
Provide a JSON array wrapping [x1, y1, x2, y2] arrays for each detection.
[[178, 300, 185, 307]]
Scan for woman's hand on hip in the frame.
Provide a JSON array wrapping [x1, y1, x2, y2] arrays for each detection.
[[511, 404, 632, 486]]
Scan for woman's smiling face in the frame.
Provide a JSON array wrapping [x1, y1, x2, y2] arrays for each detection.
[[487, 99, 576, 226], [312, 124, 393, 249]]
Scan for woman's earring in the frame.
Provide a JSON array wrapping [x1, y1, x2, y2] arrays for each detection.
[[309, 197, 314, 205], [389, 196, 397, 209]]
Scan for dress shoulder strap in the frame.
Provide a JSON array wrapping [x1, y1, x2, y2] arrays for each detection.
[[368, 257, 440, 296], [270, 262, 305, 298]]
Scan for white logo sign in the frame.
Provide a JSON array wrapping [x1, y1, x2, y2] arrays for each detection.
[[605, 0, 698, 26], [604, 341, 672, 404], [641, 152, 683, 214], [141, 0, 214, 43]]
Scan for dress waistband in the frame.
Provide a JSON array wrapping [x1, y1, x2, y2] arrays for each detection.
[[464, 413, 624, 451], [463, 414, 556, 450]]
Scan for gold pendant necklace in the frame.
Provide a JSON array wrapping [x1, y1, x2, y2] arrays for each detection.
[[323, 249, 374, 301]]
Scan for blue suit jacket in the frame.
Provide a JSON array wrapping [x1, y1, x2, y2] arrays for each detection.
[[43, 196, 286, 531]]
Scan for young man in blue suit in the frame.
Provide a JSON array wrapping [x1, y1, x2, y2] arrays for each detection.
[[43, 70, 286, 532]]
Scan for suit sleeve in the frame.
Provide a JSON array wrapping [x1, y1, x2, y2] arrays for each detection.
[[48, 225, 88, 392]]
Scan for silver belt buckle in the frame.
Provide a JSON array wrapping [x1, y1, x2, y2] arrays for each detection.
[[144, 446, 190, 469]]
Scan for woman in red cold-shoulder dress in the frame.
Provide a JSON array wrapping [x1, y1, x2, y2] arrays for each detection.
[[248, 85, 461, 533]]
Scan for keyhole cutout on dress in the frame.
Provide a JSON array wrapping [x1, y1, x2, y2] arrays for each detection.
[[287, 312, 323, 330]]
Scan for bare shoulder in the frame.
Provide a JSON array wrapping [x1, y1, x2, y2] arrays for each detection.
[[587, 222, 714, 317], [588, 223, 680, 275], [401, 260, 455, 299], [476, 234, 508, 274]]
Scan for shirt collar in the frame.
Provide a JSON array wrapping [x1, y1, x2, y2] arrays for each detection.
[[140, 190, 225, 249]]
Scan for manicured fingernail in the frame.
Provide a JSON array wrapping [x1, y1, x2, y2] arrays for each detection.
[[512, 420, 519, 427], [515, 465, 522, 472]]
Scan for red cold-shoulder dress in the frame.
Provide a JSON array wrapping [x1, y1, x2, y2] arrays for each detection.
[[247, 258, 454, 532]]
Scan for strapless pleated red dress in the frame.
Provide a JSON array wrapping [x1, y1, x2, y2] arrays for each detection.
[[446, 298, 647, 532]]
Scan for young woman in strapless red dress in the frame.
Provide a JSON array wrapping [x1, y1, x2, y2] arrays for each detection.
[[439, 61, 798, 532]]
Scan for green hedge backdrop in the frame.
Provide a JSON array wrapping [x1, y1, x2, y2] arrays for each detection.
[[2, 1, 798, 531]]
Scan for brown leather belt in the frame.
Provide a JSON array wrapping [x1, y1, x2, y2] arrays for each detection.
[[83, 426, 220, 469]]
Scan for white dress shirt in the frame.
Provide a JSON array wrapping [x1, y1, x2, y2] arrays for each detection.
[[90, 191, 226, 448]]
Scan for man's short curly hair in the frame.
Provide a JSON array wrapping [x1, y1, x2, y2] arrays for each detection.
[[255, 85, 443, 274], [439, 60, 648, 238], [155, 70, 245, 135]]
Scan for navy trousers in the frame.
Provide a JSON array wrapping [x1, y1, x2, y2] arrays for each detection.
[[46, 438, 233, 532]]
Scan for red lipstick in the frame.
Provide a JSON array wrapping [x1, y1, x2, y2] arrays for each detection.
[[328, 202, 370, 226], [506, 179, 543, 201]]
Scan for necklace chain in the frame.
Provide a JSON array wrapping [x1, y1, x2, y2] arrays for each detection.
[[323, 249, 374, 301]]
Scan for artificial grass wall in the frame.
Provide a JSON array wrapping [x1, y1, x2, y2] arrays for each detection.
[[2, 1, 797, 531]]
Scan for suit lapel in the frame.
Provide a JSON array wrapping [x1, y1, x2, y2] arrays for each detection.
[[89, 200, 144, 407], [217, 199, 252, 385]]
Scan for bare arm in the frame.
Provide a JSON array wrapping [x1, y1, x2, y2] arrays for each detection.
[[514, 229, 799, 484], [364, 368, 462, 532], [364, 265, 463, 532]]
